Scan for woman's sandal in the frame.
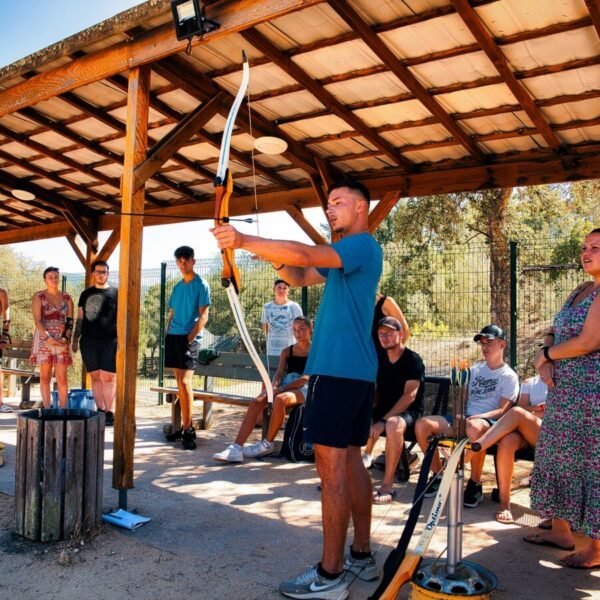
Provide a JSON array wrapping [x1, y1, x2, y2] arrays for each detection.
[[495, 509, 514, 524], [373, 489, 397, 505], [560, 552, 600, 570]]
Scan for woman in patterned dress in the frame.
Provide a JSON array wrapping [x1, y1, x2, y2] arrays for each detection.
[[30, 267, 74, 409], [524, 228, 600, 569]]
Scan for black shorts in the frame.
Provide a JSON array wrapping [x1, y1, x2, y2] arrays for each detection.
[[372, 408, 418, 431], [303, 375, 374, 448], [80, 337, 117, 373], [164, 334, 198, 370]]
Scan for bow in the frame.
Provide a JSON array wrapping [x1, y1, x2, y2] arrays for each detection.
[[371, 438, 469, 599], [214, 51, 273, 404]]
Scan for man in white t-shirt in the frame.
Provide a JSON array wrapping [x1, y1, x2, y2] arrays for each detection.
[[415, 324, 519, 508], [261, 279, 303, 358]]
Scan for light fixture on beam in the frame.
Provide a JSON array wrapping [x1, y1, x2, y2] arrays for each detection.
[[11, 189, 35, 201], [170, 0, 220, 52], [254, 136, 288, 155]]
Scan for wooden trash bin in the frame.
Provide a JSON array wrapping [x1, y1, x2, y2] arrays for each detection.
[[14, 408, 105, 542]]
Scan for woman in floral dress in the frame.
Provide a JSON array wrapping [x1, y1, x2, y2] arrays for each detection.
[[525, 228, 600, 569], [30, 267, 74, 408]]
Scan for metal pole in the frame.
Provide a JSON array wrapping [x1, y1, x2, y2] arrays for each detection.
[[447, 471, 460, 575], [301, 286, 308, 315], [119, 489, 128, 510], [509, 241, 518, 369], [157, 262, 167, 405]]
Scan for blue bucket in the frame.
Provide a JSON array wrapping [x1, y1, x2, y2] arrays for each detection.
[[51, 389, 95, 410]]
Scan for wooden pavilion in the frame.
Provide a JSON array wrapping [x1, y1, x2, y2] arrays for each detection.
[[0, 0, 598, 496]]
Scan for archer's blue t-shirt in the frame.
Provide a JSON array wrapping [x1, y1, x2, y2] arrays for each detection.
[[168, 273, 211, 336], [305, 232, 382, 382]]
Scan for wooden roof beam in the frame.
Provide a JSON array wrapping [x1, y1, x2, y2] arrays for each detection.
[[66, 232, 87, 269], [107, 69, 290, 190], [285, 204, 327, 245], [96, 227, 121, 264], [450, 0, 563, 152], [60, 203, 99, 252], [585, 0, 600, 39], [133, 92, 223, 192], [154, 56, 320, 176], [0, 122, 122, 192], [19, 104, 207, 207], [241, 27, 415, 173], [0, 148, 118, 211], [0, 0, 324, 117], [326, 0, 486, 163], [368, 191, 402, 233], [0, 198, 49, 225]]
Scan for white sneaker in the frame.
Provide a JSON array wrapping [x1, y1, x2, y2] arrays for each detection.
[[212, 443, 243, 463], [0, 404, 13, 413], [242, 439, 275, 458], [362, 453, 373, 469]]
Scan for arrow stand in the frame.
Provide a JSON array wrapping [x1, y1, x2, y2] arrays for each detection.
[[410, 363, 497, 598]]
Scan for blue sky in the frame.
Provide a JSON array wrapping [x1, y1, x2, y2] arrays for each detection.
[[0, 1, 142, 68], [1, 1, 322, 271]]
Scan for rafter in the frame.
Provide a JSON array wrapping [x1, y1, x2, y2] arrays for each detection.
[[133, 93, 223, 192], [154, 55, 320, 176], [368, 191, 402, 232], [285, 205, 327, 245], [585, 0, 600, 39], [450, 0, 562, 151], [0, 0, 324, 117], [66, 232, 86, 268], [241, 27, 415, 173]]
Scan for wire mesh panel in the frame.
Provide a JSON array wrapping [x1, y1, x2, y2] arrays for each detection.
[[1, 236, 589, 403]]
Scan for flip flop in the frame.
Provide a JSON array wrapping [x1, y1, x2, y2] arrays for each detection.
[[373, 489, 397, 505], [495, 509, 514, 524], [560, 553, 600, 570], [523, 534, 575, 551]]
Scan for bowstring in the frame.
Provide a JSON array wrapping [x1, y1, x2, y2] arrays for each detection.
[[245, 64, 271, 370], [343, 447, 450, 589]]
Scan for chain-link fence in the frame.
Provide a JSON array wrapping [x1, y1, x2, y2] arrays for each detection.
[[1, 239, 586, 404]]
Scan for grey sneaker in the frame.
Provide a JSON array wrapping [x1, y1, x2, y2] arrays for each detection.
[[242, 439, 275, 458], [343, 552, 379, 581], [279, 565, 349, 599], [212, 443, 243, 463]]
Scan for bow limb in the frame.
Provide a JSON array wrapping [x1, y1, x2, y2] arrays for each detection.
[[370, 438, 469, 600], [213, 51, 273, 404]]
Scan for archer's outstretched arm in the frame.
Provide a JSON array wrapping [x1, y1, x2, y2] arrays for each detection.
[[212, 224, 337, 286]]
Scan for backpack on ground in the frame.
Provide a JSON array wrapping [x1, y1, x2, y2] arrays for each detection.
[[281, 405, 315, 463]]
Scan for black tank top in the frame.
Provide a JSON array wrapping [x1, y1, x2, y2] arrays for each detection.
[[372, 295, 386, 347], [286, 344, 308, 374]]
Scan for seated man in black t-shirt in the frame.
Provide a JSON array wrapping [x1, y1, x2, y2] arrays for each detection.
[[364, 316, 425, 504]]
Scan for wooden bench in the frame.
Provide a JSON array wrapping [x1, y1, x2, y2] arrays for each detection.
[[1, 339, 40, 408], [151, 351, 278, 437]]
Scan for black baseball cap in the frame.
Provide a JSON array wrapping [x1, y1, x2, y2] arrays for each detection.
[[377, 316, 402, 331], [474, 325, 506, 341]]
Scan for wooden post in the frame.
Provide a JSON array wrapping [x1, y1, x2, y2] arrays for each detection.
[[113, 65, 150, 491]]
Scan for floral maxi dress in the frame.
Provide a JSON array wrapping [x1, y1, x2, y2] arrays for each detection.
[[531, 285, 600, 538]]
